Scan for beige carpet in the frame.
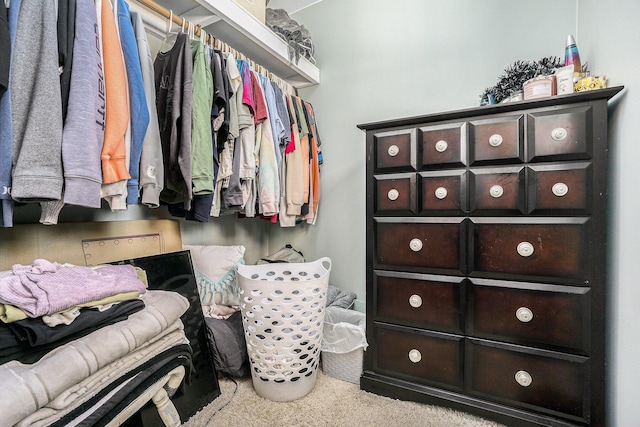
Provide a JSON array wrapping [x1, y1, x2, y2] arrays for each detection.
[[182, 371, 506, 427]]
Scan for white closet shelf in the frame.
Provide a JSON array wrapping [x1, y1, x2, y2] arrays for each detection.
[[131, 0, 320, 88]]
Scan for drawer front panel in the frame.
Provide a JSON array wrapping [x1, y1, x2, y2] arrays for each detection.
[[528, 163, 591, 213], [469, 282, 590, 352], [469, 167, 526, 213], [375, 325, 463, 389], [470, 220, 589, 282], [375, 173, 416, 214], [376, 220, 464, 273], [469, 115, 524, 164], [420, 122, 467, 168], [375, 272, 464, 333], [419, 171, 467, 215], [374, 129, 415, 171], [468, 340, 589, 421], [527, 106, 592, 162]]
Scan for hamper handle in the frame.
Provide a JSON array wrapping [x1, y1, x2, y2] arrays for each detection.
[[317, 257, 332, 273]]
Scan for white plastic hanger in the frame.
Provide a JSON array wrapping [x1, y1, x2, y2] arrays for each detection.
[[159, 10, 176, 52]]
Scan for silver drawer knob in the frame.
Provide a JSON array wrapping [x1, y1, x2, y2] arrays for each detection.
[[435, 140, 448, 153], [489, 134, 503, 147], [409, 294, 423, 308], [409, 238, 423, 252], [435, 187, 448, 200], [489, 185, 504, 198], [552, 182, 569, 197], [515, 370, 532, 387], [516, 307, 534, 323], [517, 241, 534, 257], [387, 144, 399, 157], [551, 127, 568, 141], [408, 349, 422, 363], [387, 189, 399, 201]]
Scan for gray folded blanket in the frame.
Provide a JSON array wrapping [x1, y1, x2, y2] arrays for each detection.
[[326, 285, 357, 309]]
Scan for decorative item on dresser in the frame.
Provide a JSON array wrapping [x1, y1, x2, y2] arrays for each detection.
[[358, 86, 624, 427]]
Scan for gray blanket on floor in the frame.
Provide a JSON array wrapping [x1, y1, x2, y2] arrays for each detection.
[[326, 285, 357, 309]]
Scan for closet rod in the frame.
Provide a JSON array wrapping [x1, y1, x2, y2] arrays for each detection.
[[135, 0, 203, 37]]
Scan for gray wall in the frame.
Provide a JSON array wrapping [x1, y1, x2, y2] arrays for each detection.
[[578, 0, 640, 425], [288, 0, 639, 425]]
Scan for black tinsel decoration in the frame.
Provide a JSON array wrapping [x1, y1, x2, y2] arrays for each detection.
[[480, 56, 563, 104]]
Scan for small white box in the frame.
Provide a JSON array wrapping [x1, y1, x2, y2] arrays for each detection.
[[234, 0, 266, 23]]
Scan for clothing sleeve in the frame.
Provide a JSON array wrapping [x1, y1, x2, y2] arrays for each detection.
[[10, 0, 64, 201]]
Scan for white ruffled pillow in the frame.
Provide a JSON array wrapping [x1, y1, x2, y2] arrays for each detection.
[[183, 245, 246, 307]]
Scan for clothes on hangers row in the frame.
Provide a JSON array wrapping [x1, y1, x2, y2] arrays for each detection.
[[0, 0, 322, 228], [154, 29, 323, 226]]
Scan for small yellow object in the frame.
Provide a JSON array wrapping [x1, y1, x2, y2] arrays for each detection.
[[574, 76, 607, 92]]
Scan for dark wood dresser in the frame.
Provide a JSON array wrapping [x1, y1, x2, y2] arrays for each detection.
[[357, 86, 623, 427]]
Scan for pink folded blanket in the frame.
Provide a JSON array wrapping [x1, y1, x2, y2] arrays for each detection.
[[0, 259, 146, 318]]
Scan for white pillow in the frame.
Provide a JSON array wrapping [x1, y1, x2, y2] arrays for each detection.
[[183, 245, 246, 307]]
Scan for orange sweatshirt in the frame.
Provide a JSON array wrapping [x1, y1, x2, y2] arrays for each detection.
[[305, 102, 321, 214], [100, 0, 130, 184]]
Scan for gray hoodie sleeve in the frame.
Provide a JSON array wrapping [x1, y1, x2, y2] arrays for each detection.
[[10, 0, 63, 202]]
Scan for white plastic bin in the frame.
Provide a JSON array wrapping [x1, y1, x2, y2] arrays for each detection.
[[321, 306, 368, 384], [236, 257, 331, 402]]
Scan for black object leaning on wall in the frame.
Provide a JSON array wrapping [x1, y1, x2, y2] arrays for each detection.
[[112, 250, 221, 425]]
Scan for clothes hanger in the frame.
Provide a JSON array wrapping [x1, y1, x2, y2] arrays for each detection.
[[159, 10, 175, 52]]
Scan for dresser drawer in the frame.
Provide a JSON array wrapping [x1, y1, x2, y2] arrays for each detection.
[[419, 170, 467, 215], [469, 115, 524, 164], [469, 218, 590, 283], [467, 339, 589, 422], [527, 105, 592, 162], [468, 279, 590, 353], [375, 271, 464, 333], [527, 163, 591, 213], [419, 122, 467, 168], [469, 166, 526, 214], [374, 128, 416, 172], [375, 218, 465, 273], [375, 324, 463, 390], [374, 173, 417, 215]]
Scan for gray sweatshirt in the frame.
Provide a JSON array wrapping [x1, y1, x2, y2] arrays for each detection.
[[10, 0, 64, 202], [62, 0, 105, 208]]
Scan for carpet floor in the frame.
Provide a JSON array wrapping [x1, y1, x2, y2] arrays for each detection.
[[182, 371, 507, 427]]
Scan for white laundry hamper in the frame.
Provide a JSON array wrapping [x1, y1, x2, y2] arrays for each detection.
[[236, 257, 331, 402]]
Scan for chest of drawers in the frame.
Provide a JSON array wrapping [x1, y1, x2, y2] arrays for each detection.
[[358, 87, 623, 427]]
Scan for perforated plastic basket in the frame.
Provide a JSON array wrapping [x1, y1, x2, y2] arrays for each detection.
[[236, 257, 331, 402]]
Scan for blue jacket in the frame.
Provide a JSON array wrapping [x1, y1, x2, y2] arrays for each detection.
[[117, 0, 149, 205]]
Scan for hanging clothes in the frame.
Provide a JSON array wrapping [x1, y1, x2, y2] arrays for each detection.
[[0, 0, 18, 228], [0, 2, 325, 228], [293, 96, 311, 216], [283, 93, 304, 217], [256, 73, 280, 217], [99, 0, 131, 211], [117, 0, 150, 206], [40, 0, 106, 225], [186, 38, 215, 222], [10, 0, 64, 203], [304, 101, 322, 222], [154, 32, 193, 210], [58, 0, 76, 123], [0, 1, 8, 102], [131, 10, 164, 209]]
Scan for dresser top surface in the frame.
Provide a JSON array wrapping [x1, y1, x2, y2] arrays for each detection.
[[357, 86, 624, 131]]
